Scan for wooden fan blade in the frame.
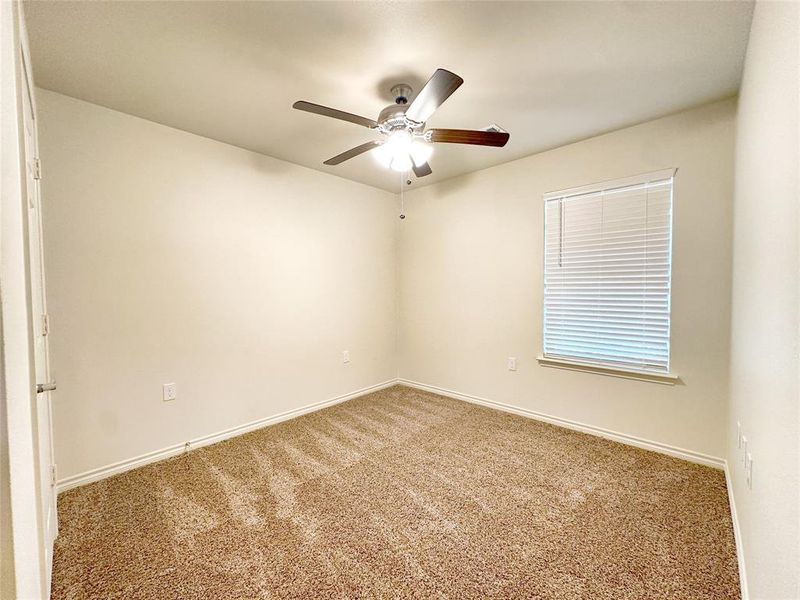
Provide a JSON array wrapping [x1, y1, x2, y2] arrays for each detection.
[[405, 69, 464, 124], [412, 161, 432, 177], [323, 140, 383, 166], [293, 101, 379, 129], [428, 129, 510, 147]]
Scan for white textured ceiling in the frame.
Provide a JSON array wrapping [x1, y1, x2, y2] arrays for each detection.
[[24, 1, 753, 193]]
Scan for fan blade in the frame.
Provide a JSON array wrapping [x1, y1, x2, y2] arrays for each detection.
[[293, 101, 379, 129], [323, 140, 383, 166], [412, 161, 432, 177], [405, 69, 464, 124], [428, 128, 510, 147]]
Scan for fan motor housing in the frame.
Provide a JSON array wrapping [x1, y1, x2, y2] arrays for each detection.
[[378, 84, 425, 134], [378, 104, 408, 130], [378, 107, 425, 134]]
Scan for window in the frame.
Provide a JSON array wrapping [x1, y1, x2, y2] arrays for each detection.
[[542, 169, 674, 375]]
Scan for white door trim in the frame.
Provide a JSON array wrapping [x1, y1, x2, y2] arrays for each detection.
[[0, 2, 50, 598], [19, 10, 58, 584]]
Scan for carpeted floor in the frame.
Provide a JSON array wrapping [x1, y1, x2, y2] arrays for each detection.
[[52, 385, 740, 599]]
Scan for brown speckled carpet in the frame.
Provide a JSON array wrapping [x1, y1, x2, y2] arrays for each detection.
[[53, 385, 740, 599]]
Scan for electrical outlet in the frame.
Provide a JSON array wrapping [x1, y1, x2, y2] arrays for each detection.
[[507, 357, 517, 371], [342, 350, 350, 364], [163, 383, 177, 402]]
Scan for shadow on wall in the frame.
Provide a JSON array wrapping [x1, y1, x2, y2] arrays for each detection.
[[406, 170, 481, 201], [245, 149, 295, 176]]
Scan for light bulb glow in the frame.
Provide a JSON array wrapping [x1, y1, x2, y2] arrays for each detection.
[[371, 130, 433, 172], [390, 153, 413, 172], [372, 143, 392, 167], [410, 141, 433, 167], [386, 130, 413, 155]]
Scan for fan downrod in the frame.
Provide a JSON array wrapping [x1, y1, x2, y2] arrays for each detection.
[[390, 84, 412, 105]]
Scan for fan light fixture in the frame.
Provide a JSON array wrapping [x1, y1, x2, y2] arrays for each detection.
[[372, 130, 433, 172], [293, 69, 510, 179]]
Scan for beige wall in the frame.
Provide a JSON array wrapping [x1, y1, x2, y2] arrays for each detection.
[[37, 89, 399, 480], [399, 99, 736, 460], [38, 92, 740, 478], [728, 2, 799, 598]]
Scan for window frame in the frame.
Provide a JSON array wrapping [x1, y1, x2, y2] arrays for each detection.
[[538, 169, 679, 384]]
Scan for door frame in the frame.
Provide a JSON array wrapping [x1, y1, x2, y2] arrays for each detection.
[[20, 8, 58, 580], [1, 1, 52, 598]]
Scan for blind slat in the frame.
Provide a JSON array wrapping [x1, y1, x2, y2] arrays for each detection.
[[545, 315, 670, 327], [543, 325, 670, 340]]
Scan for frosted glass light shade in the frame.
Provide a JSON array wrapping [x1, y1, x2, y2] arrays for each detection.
[[372, 130, 433, 173]]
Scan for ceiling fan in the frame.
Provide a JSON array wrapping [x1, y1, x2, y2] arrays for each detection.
[[292, 68, 509, 178]]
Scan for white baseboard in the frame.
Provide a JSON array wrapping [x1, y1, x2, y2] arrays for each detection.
[[56, 379, 398, 493], [724, 461, 749, 599], [398, 379, 726, 470]]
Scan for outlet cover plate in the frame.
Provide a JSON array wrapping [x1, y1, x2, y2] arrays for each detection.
[[163, 383, 177, 402]]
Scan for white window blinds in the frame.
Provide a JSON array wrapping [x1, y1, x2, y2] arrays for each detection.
[[543, 169, 675, 373]]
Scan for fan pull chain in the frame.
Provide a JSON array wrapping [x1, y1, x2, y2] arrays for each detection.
[[399, 170, 407, 219]]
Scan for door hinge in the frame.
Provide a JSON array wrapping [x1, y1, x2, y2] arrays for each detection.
[[50, 464, 57, 487], [33, 157, 41, 180], [41, 314, 50, 336]]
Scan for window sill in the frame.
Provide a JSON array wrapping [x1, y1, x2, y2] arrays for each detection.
[[536, 356, 680, 385]]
